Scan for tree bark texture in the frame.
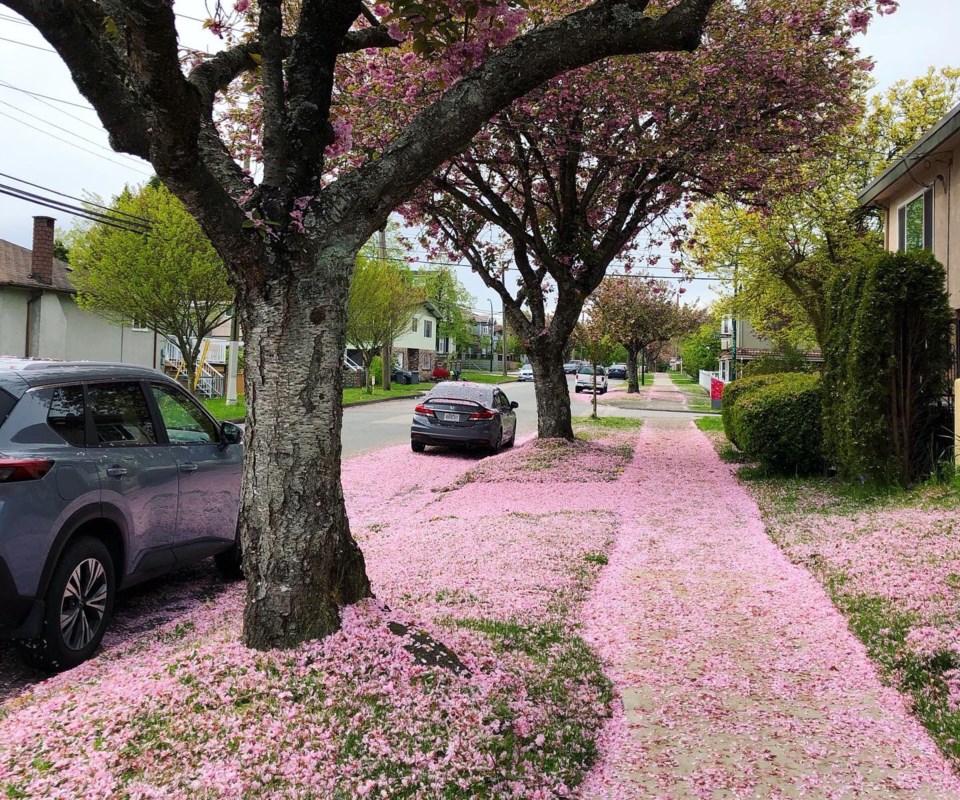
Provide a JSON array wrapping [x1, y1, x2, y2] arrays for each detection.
[[626, 350, 640, 393], [239, 240, 371, 649], [527, 345, 574, 439]]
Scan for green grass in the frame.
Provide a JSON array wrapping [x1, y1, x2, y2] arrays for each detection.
[[342, 383, 425, 405], [668, 372, 699, 386], [695, 416, 724, 432], [459, 371, 516, 384], [202, 396, 246, 421], [572, 416, 644, 430]]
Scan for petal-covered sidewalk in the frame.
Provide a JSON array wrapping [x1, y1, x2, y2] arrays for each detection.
[[580, 419, 960, 798]]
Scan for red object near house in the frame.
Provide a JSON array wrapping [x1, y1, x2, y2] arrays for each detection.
[[432, 366, 450, 380], [710, 377, 724, 401]]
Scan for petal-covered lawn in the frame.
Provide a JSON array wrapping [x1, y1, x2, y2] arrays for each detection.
[[3, 416, 959, 798], [0, 428, 634, 799], [580, 419, 960, 798]]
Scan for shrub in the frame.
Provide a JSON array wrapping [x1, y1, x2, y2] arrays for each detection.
[[721, 374, 783, 449], [823, 249, 951, 484], [432, 366, 451, 380], [728, 373, 824, 474], [370, 355, 383, 385]]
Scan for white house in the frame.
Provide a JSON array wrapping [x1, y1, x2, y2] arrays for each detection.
[[393, 302, 440, 375], [0, 216, 160, 366]]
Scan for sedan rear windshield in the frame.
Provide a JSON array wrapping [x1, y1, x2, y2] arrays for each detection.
[[428, 383, 492, 405], [0, 388, 15, 432]]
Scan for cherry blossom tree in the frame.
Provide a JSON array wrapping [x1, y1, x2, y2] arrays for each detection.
[[590, 277, 698, 392], [4, 0, 895, 649], [383, 0, 893, 439]]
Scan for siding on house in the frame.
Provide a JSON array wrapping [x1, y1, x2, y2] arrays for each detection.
[[0, 217, 160, 367], [859, 103, 960, 310]]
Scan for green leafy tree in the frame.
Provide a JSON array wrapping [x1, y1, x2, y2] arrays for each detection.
[[679, 322, 721, 380], [347, 254, 424, 393], [690, 66, 960, 350], [413, 267, 474, 353], [69, 182, 231, 392]]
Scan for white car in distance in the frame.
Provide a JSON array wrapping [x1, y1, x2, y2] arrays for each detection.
[[575, 364, 608, 394], [518, 363, 534, 382]]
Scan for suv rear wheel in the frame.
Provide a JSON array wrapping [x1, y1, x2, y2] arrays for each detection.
[[18, 536, 115, 671]]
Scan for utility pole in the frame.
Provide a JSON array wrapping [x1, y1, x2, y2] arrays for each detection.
[[488, 298, 495, 373], [501, 298, 508, 376], [380, 227, 392, 391]]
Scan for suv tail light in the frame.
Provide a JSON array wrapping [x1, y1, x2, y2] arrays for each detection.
[[414, 404, 435, 417], [0, 457, 55, 483], [468, 409, 495, 421]]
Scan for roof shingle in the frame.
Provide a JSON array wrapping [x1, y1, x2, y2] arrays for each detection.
[[0, 238, 73, 293]]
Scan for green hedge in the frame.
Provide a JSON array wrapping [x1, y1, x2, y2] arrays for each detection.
[[822, 249, 951, 484], [726, 373, 824, 474], [721, 374, 782, 449]]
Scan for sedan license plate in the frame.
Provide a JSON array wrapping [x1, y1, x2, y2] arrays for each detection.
[[443, 412, 461, 422]]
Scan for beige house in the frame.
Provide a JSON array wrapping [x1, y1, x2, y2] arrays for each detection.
[[392, 302, 440, 375], [718, 317, 821, 382], [0, 216, 160, 366], [858, 102, 960, 310]]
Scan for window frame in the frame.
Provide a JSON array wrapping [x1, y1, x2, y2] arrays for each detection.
[[130, 318, 149, 332], [411, 318, 419, 333], [83, 380, 161, 449], [424, 319, 433, 339], [897, 187, 934, 253], [144, 380, 223, 447]]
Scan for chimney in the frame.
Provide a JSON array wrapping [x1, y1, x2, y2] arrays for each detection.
[[31, 216, 55, 285]]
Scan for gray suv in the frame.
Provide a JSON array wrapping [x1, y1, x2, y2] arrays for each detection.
[[0, 359, 243, 670]]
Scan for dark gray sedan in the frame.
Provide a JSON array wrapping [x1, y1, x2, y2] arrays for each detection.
[[411, 382, 518, 454]]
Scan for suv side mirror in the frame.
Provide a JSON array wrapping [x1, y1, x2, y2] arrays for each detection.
[[510, 401, 519, 409], [221, 422, 243, 446]]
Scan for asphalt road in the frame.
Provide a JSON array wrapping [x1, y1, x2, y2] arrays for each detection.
[[341, 379, 540, 457], [340, 375, 708, 457]]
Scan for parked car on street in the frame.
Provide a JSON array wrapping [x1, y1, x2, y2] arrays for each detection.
[[607, 363, 627, 379], [411, 381, 518, 454], [575, 364, 608, 394], [518, 363, 534, 382], [563, 360, 584, 374], [0, 359, 244, 671], [391, 366, 419, 385]]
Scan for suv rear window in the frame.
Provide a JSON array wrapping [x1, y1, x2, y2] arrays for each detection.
[[0, 388, 14, 432], [47, 385, 86, 447]]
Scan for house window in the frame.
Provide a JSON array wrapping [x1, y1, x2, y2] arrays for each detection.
[[424, 320, 433, 338], [131, 318, 148, 332], [898, 189, 933, 253], [411, 318, 419, 333]]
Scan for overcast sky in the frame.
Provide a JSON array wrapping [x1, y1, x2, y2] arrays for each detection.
[[0, 1, 956, 318]]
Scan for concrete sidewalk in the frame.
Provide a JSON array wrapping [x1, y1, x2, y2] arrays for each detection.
[[579, 419, 960, 798]]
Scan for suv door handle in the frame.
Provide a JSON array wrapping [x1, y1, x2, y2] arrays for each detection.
[[105, 466, 127, 478], [179, 463, 198, 473]]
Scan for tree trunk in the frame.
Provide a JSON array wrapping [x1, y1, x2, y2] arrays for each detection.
[[626, 349, 640, 393], [238, 240, 372, 650], [527, 345, 574, 439]]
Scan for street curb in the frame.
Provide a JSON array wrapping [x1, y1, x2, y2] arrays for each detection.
[[344, 390, 428, 408]]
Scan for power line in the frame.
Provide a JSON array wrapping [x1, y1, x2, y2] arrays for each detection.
[[0, 108, 151, 176], [0, 13, 30, 26], [0, 35, 55, 53], [0, 97, 143, 166], [0, 172, 154, 224], [0, 81, 95, 111], [0, 184, 151, 234], [0, 81, 100, 134]]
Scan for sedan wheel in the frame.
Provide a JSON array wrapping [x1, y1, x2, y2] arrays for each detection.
[[489, 429, 503, 455], [19, 536, 115, 672]]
